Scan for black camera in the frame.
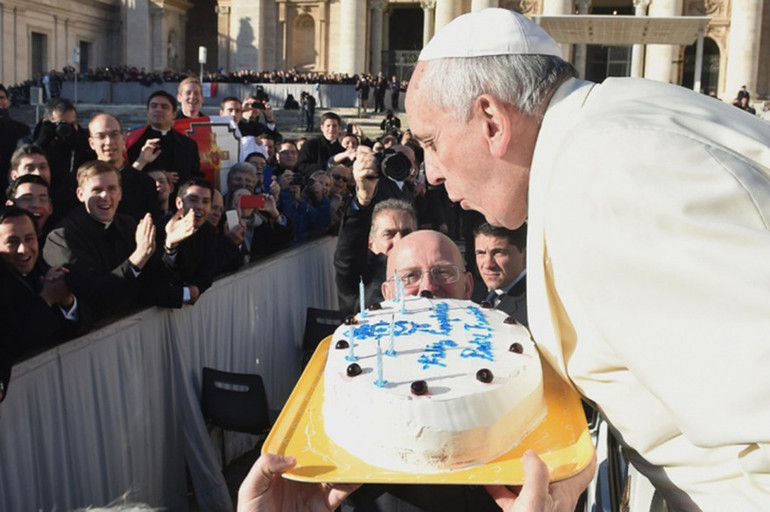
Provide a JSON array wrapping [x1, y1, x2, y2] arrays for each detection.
[[55, 120, 74, 140], [377, 148, 412, 182], [291, 173, 305, 187]]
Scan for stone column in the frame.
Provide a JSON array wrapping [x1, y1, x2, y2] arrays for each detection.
[[371, 0, 386, 73], [541, 0, 573, 64], [277, 2, 288, 70], [434, 0, 455, 33], [150, 6, 164, 71], [123, 0, 152, 70], [421, 0, 435, 47], [724, 0, 762, 98], [573, 0, 591, 79], [339, 0, 366, 74], [215, 4, 232, 72], [644, 0, 682, 83], [471, 0, 498, 11], [630, 0, 650, 78]]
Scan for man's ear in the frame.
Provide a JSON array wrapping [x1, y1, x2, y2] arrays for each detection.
[[175, 196, 184, 211], [75, 187, 85, 203], [382, 279, 394, 301], [474, 94, 512, 159], [463, 272, 474, 300]]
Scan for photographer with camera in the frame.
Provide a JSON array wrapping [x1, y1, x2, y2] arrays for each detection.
[[31, 98, 95, 220], [239, 95, 280, 140], [333, 145, 416, 313], [379, 110, 402, 138]]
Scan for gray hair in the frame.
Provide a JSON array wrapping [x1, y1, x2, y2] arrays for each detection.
[[419, 55, 576, 121], [228, 162, 257, 181], [369, 198, 417, 240]]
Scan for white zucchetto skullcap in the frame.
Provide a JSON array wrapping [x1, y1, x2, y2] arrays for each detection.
[[419, 8, 562, 61]]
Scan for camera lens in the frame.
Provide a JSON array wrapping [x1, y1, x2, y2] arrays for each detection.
[[379, 149, 412, 182], [55, 121, 74, 140]]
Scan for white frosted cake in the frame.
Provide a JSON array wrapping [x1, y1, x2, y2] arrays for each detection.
[[322, 296, 546, 473]]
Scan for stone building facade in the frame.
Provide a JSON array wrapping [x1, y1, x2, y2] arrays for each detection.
[[1, 0, 768, 100]]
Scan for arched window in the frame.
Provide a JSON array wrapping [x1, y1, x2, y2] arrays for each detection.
[[292, 15, 316, 70]]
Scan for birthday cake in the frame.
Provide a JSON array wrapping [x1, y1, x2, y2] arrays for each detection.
[[322, 296, 546, 473]]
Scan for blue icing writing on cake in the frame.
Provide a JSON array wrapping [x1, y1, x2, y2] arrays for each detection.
[[322, 296, 546, 472]]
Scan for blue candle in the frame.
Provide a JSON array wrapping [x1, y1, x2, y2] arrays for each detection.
[[393, 270, 400, 303], [358, 276, 367, 318], [375, 341, 386, 387], [399, 280, 407, 313], [386, 315, 396, 356], [345, 324, 357, 361]]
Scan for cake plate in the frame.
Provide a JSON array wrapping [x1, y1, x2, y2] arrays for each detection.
[[262, 336, 594, 485]]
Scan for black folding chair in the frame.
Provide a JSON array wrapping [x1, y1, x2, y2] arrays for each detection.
[[301, 307, 347, 367], [201, 367, 272, 466]]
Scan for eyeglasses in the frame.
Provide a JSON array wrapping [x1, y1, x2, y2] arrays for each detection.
[[92, 130, 122, 141], [394, 264, 463, 286], [332, 174, 348, 182]]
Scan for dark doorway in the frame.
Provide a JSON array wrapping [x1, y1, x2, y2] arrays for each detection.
[[185, 0, 218, 71], [384, 6, 423, 79], [682, 37, 720, 95]]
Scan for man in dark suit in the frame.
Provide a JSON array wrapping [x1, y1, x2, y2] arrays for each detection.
[[0, 84, 31, 192], [127, 90, 202, 196], [43, 160, 156, 321], [296, 112, 344, 176], [145, 178, 216, 308], [0, 207, 84, 402], [88, 113, 159, 222], [473, 222, 528, 326]]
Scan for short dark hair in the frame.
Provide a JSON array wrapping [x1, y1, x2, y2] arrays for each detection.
[[0, 84, 7, 96], [177, 178, 214, 200], [220, 96, 240, 110], [320, 112, 341, 125], [147, 90, 177, 111], [473, 222, 527, 251], [0, 206, 38, 234], [6, 174, 50, 201], [370, 198, 417, 240], [44, 97, 76, 121], [10, 144, 49, 172]]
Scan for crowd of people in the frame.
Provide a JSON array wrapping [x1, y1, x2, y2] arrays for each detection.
[[0, 76, 471, 407], [4, 7, 770, 510], [1, 66, 409, 110]]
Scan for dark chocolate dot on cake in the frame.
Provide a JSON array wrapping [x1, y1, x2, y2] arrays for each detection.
[[419, 290, 434, 298], [343, 315, 357, 325], [509, 342, 523, 354], [411, 380, 428, 395], [504, 316, 518, 324], [476, 368, 494, 383], [346, 363, 362, 377], [369, 302, 382, 310], [480, 300, 493, 309], [335, 340, 350, 349]]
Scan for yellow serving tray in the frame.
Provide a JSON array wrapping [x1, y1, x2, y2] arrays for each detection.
[[262, 336, 593, 484]]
